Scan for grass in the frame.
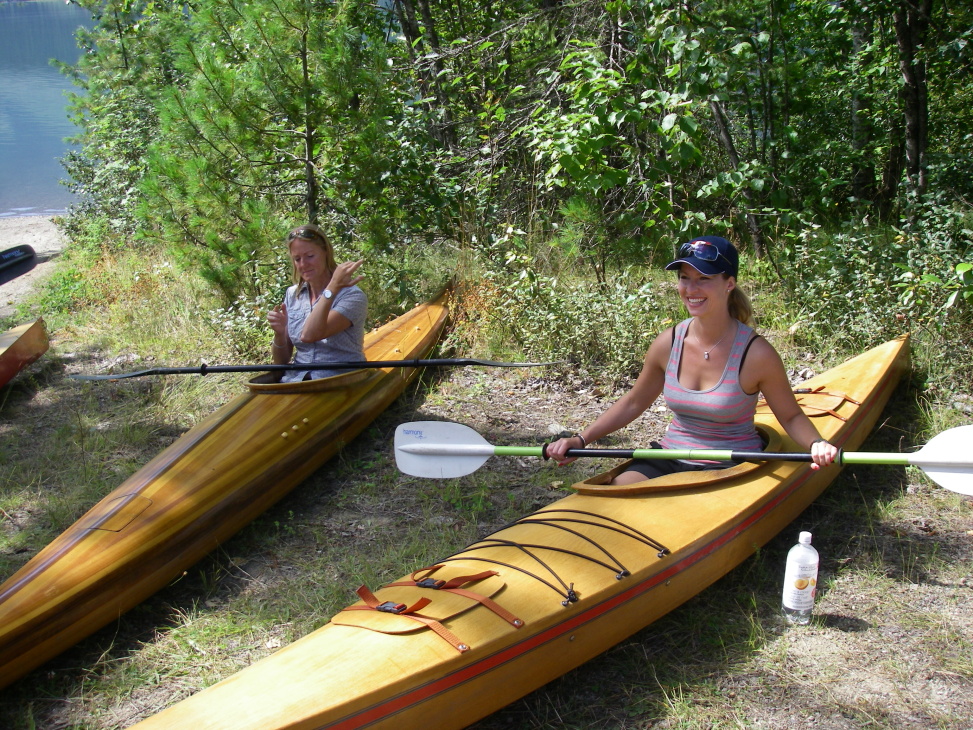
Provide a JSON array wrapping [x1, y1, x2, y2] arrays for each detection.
[[0, 241, 971, 728]]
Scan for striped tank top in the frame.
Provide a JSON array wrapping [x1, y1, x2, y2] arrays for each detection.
[[659, 318, 764, 457]]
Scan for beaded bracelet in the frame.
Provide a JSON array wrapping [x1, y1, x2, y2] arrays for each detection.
[[574, 432, 587, 447]]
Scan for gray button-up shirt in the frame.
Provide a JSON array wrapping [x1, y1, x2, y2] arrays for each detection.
[[281, 283, 368, 382]]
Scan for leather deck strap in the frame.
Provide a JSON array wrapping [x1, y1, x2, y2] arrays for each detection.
[[389, 566, 524, 628], [355, 583, 432, 614], [794, 386, 862, 405], [794, 397, 848, 421], [342, 585, 470, 653]]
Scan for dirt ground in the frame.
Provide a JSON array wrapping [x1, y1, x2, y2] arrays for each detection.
[[0, 216, 68, 319]]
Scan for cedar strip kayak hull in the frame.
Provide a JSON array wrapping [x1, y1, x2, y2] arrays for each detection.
[[0, 319, 48, 389], [129, 335, 909, 730], [0, 291, 450, 690]]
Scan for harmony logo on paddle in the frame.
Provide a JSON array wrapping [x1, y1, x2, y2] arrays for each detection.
[[400, 428, 427, 440]]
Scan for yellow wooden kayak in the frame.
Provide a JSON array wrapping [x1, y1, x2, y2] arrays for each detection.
[[128, 334, 909, 730], [0, 290, 450, 690], [0, 318, 48, 389]]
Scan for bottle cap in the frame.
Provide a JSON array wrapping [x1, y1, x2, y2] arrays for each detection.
[[799, 531, 812, 544]]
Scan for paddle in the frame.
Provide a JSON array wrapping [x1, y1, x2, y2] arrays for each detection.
[[69, 358, 562, 381], [393, 421, 973, 496]]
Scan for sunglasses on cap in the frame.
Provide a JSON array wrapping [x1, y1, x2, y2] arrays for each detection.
[[288, 227, 326, 243], [679, 240, 730, 263]]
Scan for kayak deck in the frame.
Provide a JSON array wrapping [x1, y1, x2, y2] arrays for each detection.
[[0, 291, 450, 690], [129, 335, 909, 730]]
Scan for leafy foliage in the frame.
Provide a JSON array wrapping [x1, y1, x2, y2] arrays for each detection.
[[136, 0, 398, 299], [893, 199, 973, 328], [782, 197, 972, 385], [59, 0, 184, 239], [55, 0, 973, 380]]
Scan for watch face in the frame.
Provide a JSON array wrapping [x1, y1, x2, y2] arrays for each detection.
[[323, 289, 333, 299]]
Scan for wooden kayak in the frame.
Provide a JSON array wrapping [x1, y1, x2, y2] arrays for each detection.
[[128, 334, 909, 730], [0, 290, 450, 689], [0, 318, 48, 389]]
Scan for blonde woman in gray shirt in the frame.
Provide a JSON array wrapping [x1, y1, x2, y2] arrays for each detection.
[[267, 224, 368, 382]]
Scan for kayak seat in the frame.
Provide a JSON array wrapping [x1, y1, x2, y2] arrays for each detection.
[[573, 423, 784, 496], [247, 367, 379, 393]]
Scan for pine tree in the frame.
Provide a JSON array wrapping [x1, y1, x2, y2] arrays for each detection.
[[140, 0, 395, 299]]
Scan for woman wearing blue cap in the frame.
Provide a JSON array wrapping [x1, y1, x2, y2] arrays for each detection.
[[548, 236, 838, 485]]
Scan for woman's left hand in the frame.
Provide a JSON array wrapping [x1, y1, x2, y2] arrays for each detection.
[[267, 302, 288, 337], [810, 439, 839, 469]]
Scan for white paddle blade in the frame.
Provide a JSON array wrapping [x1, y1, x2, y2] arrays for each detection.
[[394, 421, 493, 479], [921, 467, 973, 496], [913, 424, 973, 496]]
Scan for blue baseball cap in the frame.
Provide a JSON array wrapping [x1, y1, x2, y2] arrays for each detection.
[[665, 236, 739, 278]]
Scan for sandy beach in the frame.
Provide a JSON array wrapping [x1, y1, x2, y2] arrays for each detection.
[[0, 216, 68, 319]]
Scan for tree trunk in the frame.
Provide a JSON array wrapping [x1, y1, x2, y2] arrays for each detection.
[[392, 0, 424, 58], [850, 14, 876, 203], [299, 31, 319, 223], [395, 0, 456, 148], [709, 98, 767, 259], [894, 0, 932, 197], [876, 128, 906, 221], [415, 0, 442, 53]]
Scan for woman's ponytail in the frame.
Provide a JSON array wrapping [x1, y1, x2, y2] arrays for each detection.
[[728, 286, 754, 326]]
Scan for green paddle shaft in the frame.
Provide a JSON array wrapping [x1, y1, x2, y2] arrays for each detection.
[[393, 421, 973, 494], [398, 442, 942, 467]]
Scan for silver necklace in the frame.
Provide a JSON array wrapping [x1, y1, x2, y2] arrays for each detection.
[[693, 321, 734, 360]]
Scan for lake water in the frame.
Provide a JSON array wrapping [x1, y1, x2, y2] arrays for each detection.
[[0, 0, 91, 219]]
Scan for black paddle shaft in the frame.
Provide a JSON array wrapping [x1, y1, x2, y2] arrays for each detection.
[[70, 358, 563, 381], [541, 444, 828, 463]]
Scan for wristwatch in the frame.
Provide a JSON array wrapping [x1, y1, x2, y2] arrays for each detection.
[[323, 289, 333, 300]]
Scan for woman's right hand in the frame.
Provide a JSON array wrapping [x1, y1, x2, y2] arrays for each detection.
[[547, 435, 585, 465], [328, 259, 364, 292]]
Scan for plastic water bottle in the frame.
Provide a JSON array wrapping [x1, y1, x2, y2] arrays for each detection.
[[782, 531, 819, 625]]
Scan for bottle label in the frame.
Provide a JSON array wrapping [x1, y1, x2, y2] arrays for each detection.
[[782, 561, 818, 610]]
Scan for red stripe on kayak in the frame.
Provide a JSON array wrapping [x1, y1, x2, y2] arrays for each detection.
[[327, 362, 899, 729]]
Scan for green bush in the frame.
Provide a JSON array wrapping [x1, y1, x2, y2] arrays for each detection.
[[451, 252, 681, 385]]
